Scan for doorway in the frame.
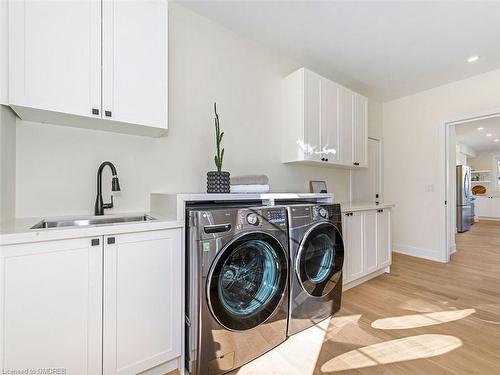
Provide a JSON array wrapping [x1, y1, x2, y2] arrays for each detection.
[[351, 138, 382, 203], [445, 111, 500, 261]]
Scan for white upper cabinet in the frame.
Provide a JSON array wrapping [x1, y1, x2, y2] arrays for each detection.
[[322, 79, 340, 163], [339, 87, 354, 165], [9, 0, 101, 118], [303, 69, 322, 161], [354, 93, 368, 167], [8, 0, 168, 137], [282, 67, 368, 168], [1, 0, 9, 105], [102, 0, 168, 129]]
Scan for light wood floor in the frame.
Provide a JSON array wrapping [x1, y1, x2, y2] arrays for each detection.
[[223, 220, 500, 374]]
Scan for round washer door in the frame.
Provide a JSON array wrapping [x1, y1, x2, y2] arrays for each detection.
[[207, 232, 288, 331], [296, 222, 344, 297]]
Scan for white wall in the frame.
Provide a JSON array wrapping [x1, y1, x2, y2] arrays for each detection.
[[0, 105, 16, 223], [384, 68, 500, 262], [15, 3, 382, 218]]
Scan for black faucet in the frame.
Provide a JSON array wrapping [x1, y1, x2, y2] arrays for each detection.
[[95, 161, 121, 216]]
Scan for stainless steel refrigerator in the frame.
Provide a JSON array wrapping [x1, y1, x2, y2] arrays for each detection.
[[456, 165, 474, 232]]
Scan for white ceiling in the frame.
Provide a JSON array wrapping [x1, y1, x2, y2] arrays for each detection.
[[456, 117, 500, 153], [181, 1, 500, 101]]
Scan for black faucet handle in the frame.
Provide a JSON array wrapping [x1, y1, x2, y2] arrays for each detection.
[[103, 195, 114, 210]]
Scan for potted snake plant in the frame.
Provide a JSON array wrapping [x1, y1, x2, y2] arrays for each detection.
[[207, 102, 230, 193]]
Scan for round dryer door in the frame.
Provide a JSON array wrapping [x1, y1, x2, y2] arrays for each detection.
[[296, 222, 344, 297], [207, 232, 288, 331]]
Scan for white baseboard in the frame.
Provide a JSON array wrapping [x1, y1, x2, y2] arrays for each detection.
[[449, 244, 457, 255], [393, 243, 447, 263], [477, 216, 500, 222], [343, 268, 388, 291]]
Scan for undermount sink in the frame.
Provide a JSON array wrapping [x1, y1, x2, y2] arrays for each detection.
[[30, 215, 156, 229]]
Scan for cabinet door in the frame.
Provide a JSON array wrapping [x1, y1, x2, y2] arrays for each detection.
[[0, 237, 102, 373], [102, 0, 168, 129], [490, 197, 500, 218], [302, 69, 322, 161], [9, 0, 101, 118], [339, 87, 354, 165], [377, 209, 391, 268], [363, 210, 378, 273], [343, 211, 364, 283], [354, 94, 368, 167], [475, 197, 491, 217], [103, 229, 182, 375], [321, 79, 340, 162]]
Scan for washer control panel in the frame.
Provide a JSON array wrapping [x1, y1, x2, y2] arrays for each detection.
[[236, 207, 287, 230], [265, 208, 287, 225]]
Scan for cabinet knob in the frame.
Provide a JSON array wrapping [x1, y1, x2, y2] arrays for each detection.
[[107, 237, 115, 245], [325, 158, 329, 162], [92, 108, 99, 115], [105, 110, 112, 117], [91, 238, 100, 246]]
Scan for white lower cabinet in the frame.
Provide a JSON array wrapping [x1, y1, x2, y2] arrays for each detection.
[[0, 228, 182, 375], [475, 196, 500, 219], [0, 237, 103, 373], [343, 208, 392, 285], [103, 230, 182, 375], [475, 196, 491, 217], [343, 211, 364, 282], [363, 210, 378, 274], [377, 209, 392, 268]]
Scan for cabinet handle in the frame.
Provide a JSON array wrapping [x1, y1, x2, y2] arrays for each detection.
[[354, 162, 359, 166], [325, 158, 329, 162], [107, 237, 116, 245], [92, 108, 99, 115], [91, 238, 100, 246], [105, 110, 112, 117]]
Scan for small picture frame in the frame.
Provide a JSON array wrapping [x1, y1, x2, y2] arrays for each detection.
[[309, 180, 327, 193]]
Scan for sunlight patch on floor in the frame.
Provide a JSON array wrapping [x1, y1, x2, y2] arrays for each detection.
[[234, 318, 330, 375], [324, 314, 381, 347], [371, 309, 475, 330], [398, 298, 452, 313], [320, 334, 462, 372]]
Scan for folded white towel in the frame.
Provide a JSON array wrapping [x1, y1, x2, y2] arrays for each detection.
[[231, 174, 269, 185], [230, 184, 270, 194]]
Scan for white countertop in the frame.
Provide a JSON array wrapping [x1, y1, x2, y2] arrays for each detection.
[[339, 201, 395, 212], [151, 192, 334, 220], [0, 212, 183, 246], [175, 192, 333, 202]]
